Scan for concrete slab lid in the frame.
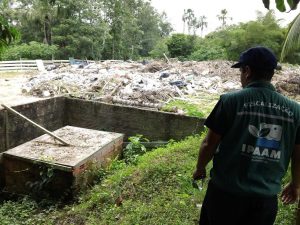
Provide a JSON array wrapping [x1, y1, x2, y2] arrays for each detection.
[[3, 126, 124, 168]]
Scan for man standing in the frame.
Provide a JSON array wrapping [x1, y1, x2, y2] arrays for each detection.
[[193, 46, 300, 225]]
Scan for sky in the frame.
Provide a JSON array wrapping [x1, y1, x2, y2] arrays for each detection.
[[150, 0, 300, 36]]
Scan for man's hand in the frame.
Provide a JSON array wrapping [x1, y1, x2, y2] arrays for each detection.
[[282, 144, 300, 204], [193, 167, 206, 180], [281, 182, 300, 204]]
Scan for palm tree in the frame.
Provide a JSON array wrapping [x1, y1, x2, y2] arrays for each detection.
[[217, 9, 232, 27], [26, 0, 55, 45], [182, 9, 195, 34], [182, 9, 188, 34], [186, 9, 195, 35], [190, 17, 200, 35], [280, 14, 300, 61], [261, 0, 300, 62], [199, 15, 208, 37], [263, 0, 299, 12]]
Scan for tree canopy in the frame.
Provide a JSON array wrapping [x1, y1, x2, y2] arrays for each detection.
[[0, 0, 172, 60], [160, 11, 286, 62], [1, 1, 300, 63]]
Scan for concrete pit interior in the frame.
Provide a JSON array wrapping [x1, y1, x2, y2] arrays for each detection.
[[0, 97, 205, 197]]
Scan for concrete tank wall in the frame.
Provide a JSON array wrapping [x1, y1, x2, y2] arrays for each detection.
[[0, 97, 66, 153], [65, 98, 205, 141], [0, 97, 206, 153]]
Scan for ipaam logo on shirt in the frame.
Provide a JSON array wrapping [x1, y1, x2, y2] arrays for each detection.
[[241, 123, 282, 161], [249, 123, 282, 150]]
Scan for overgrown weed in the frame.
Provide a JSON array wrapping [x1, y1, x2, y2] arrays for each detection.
[[0, 133, 296, 224]]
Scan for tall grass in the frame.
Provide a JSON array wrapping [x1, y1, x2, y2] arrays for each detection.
[[0, 134, 296, 224]]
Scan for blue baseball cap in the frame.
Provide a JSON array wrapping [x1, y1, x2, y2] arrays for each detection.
[[231, 46, 277, 70]]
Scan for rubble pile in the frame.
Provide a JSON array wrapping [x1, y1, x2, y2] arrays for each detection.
[[22, 60, 300, 108], [274, 66, 300, 101]]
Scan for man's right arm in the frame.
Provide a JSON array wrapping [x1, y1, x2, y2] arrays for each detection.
[[193, 97, 227, 180], [281, 144, 300, 204], [193, 129, 222, 180]]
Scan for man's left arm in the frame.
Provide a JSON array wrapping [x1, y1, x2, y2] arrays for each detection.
[[281, 144, 300, 204]]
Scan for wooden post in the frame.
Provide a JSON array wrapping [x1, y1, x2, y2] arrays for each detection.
[[163, 53, 170, 64], [1, 104, 69, 146], [4, 110, 9, 150]]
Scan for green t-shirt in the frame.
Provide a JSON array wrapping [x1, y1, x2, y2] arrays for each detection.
[[205, 81, 300, 197]]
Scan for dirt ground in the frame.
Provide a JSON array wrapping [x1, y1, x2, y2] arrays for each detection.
[[0, 71, 41, 109]]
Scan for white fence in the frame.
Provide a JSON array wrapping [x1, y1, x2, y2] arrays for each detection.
[[0, 60, 69, 71]]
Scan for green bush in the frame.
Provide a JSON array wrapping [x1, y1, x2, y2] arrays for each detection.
[[166, 33, 199, 58], [123, 135, 149, 164], [149, 38, 169, 59], [205, 11, 285, 61], [188, 10, 285, 62], [0, 41, 58, 60], [189, 45, 226, 61]]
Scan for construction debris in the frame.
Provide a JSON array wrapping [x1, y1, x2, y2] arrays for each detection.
[[21, 60, 300, 109]]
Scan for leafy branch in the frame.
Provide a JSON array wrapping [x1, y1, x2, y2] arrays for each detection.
[[262, 0, 300, 12], [0, 16, 19, 49]]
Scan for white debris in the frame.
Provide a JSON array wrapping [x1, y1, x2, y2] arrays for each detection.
[[22, 60, 300, 109], [42, 90, 51, 97]]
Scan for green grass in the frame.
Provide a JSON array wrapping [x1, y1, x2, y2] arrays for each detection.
[[0, 135, 205, 224], [192, 93, 219, 117], [66, 135, 205, 225], [161, 93, 219, 118], [162, 99, 205, 118], [0, 134, 296, 224]]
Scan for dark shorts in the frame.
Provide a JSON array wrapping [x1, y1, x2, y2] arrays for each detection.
[[199, 181, 278, 225]]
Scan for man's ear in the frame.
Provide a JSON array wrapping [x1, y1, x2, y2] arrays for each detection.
[[245, 65, 253, 80]]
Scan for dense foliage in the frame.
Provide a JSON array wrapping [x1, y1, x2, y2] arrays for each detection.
[[0, 0, 172, 60], [0, 1, 299, 64], [0, 41, 58, 60], [152, 11, 289, 62], [0, 16, 19, 50], [166, 33, 197, 58], [209, 10, 286, 60]]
